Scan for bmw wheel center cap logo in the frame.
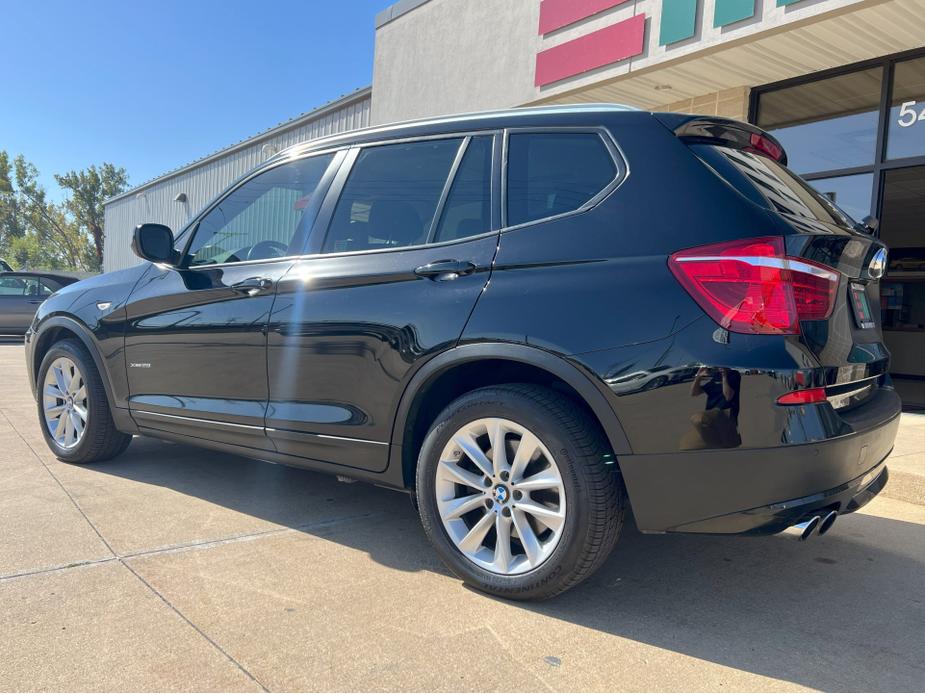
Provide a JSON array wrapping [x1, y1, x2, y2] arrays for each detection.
[[869, 248, 888, 280], [493, 485, 509, 504]]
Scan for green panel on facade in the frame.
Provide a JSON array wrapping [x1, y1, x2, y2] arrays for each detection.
[[777, 0, 804, 5], [714, 0, 755, 27], [659, 0, 697, 45]]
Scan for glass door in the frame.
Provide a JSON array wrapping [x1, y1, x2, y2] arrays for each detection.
[[879, 165, 925, 383]]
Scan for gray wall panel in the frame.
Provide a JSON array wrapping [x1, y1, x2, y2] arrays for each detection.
[[103, 90, 370, 272]]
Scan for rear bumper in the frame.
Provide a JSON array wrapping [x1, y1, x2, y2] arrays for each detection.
[[619, 388, 901, 533], [671, 459, 889, 535]]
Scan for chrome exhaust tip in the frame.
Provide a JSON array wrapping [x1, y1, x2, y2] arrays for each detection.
[[783, 515, 821, 541], [818, 510, 838, 536]]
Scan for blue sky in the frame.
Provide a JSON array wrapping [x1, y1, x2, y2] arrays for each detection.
[[1, 0, 389, 200]]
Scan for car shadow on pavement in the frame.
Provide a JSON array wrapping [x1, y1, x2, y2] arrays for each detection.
[[90, 437, 925, 691]]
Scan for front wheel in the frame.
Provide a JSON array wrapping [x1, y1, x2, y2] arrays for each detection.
[[37, 339, 132, 464], [416, 384, 625, 600]]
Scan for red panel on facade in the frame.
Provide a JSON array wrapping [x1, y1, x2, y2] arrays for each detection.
[[538, 0, 632, 35], [534, 13, 646, 87]]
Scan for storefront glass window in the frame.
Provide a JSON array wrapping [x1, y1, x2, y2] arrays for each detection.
[[879, 166, 925, 379], [886, 57, 925, 161], [806, 173, 873, 224], [756, 68, 882, 174]]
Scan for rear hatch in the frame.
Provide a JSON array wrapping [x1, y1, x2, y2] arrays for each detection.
[[658, 114, 891, 411]]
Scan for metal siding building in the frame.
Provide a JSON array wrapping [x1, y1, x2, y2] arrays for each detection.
[[102, 87, 371, 272]]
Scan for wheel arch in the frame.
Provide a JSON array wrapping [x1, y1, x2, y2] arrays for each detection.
[[31, 316, 118, 410], [387, 343, 632, 489]]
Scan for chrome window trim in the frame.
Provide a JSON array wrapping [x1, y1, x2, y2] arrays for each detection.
[[499, 126, 630, 232], [273, 104, 638, 162]]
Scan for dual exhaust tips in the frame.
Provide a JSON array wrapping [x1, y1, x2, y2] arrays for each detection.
[[783, 510, 838, 541]]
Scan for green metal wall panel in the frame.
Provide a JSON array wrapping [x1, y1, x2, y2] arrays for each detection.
[[659, 0, 698, 45], [777, 0, 804, 5], [714, 0, 755, 27]]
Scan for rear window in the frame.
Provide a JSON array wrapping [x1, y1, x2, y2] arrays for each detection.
[[692, 144, 861, 229], [506, 133, 617, 227]]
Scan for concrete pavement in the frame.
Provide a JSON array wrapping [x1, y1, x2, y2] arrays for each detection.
[[1, 340, 924, 692]]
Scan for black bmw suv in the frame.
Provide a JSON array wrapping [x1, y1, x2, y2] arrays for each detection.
[[26, 105, 900, 600]]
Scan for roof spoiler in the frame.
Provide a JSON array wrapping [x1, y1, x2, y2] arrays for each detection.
[[654, 113, 788, 167]]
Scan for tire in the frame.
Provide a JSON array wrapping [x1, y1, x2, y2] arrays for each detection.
[[416, 383, 625, 600], [36, 339, 132, 464]]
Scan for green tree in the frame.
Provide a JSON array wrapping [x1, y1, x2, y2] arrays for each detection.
[[55, 163, 129, 269], [0, 152, 125, 272]]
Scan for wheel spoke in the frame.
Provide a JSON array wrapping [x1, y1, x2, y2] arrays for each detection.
[[44, 404, 66, 417], [70, 412, 84, 441], [438, 460, 486, 491], [514, 469, 560, 492], [73, 404, 88, 423], [73, 385, 87, 401], [453, 432, 493, 478], [53, 366, 69, 396], [517, 500, 565, 532], [487, 419, 509, 476], [458, 512, 494, 553], [493, 515, 513, 573], [441, 493, 485, 519], [510, 431, 540, 482], [512, 509, 541, 565], [61, 410, 72, 444], [44, 384, 65, 400], [53, 411, 67, 440]]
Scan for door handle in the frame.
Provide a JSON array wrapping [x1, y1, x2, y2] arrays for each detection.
[[27, 299, 44, 304], [231, 277, 273, 295], [414, 260, 477, 281]]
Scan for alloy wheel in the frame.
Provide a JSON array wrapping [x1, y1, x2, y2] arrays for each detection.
[[43, 357, 88, 449], [435, 417, 566, 575]]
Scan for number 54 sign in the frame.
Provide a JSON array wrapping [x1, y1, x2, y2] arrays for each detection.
[[897, 100, 925, 128]]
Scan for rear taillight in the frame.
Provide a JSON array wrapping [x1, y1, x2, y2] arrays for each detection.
[[668, 236, 839, 335], [777, 388, 827, 405]]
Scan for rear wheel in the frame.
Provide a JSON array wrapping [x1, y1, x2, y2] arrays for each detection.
[[37, 339, 132, 464], [416, 384, 624, 600]]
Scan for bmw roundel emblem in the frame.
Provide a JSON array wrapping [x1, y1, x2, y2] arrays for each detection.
[[869, 248, 888, 280], [494, 486, 509, 503]]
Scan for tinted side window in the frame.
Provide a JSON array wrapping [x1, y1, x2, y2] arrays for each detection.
[[0, 276, 27, 296], [187, 153, 334, 266], [506, 133, 617, 227], [323, 139, 462, 254], [433, 136, 493, 242], [0, 277, 52, 297]]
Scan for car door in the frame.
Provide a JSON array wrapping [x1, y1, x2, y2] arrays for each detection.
[[123, 150, 343, 447], [266, 134, 500, 471], [0, 275, 52, 333]]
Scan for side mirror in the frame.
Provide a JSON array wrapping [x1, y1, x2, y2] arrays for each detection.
[[132, 224, 179, 265], [862, 215, 879, 234]]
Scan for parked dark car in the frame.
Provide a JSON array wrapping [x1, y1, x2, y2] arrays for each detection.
[[0, 271, 83, 334], [24, 105, 900, 600]]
